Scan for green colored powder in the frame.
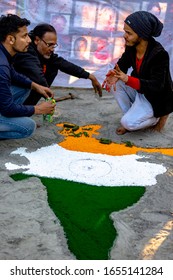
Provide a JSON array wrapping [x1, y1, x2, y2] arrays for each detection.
[[11, 173, 145, 260]]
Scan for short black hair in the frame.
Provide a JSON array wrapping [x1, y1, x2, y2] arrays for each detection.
[[31, 23, 56, 40], [0, 14, 30, 42]]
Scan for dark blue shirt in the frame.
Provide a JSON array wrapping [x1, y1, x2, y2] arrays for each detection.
[[0, 43, 34, 117]]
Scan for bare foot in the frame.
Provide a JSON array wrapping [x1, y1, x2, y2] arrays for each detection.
[[152, 115, 169, 132], [36, 123, 41, 128], [116, 126, 127, 135]]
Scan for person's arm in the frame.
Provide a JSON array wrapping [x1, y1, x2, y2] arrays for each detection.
[[140, 51, 170, 95], [54, 55, 90, 79], [126, 76, 140, 90], [13, 48, 49, 87], [102, 47, 133, 92], [0, 64, 33, 117], [0, 83, 34, 118], [102, 68, 119, 92], [0, 85, 55, 118], [54, 55, 102, 96], [31, 82, 54, 99], [88, 74, 102, 96], [34, 100, 55, 115], [11, 65, 54, 99], [0, 66, 54, 118]]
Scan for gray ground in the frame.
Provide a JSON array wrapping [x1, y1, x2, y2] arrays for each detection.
[[0, 87, 173, 260]]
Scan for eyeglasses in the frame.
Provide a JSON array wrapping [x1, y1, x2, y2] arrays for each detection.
[[40, 38, 58, 48]]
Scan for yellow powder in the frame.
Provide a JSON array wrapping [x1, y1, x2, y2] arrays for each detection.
[[56, 123, 173, 157]]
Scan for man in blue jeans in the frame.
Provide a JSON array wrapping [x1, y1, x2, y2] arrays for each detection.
[[0, 14, 56, 139]]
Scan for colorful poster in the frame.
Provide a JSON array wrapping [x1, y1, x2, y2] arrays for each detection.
[[73, 1, 97, 29], [0, 0, 17, 15], [0, 0, 172, 87], [50, 14, 70, 34]]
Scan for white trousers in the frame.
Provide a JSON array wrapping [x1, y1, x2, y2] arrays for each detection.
[[111, 80, 159, 131]]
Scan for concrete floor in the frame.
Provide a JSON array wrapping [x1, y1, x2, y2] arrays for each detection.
[[0, 87, 173, 260]]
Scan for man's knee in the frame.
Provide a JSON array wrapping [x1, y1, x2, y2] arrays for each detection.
[[110, 80, 124, 94], [11, 86, 31, 105], [24, 119, 36, 138], [111, 80, 124, 100], [0, 117, 36, 139], [19, 118, 36, 138], [121, 115, 136, 131]]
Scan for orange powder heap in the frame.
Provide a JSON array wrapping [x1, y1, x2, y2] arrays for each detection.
[[56, 123, 173, 157]]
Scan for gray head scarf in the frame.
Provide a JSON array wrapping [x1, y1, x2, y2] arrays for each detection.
[[124, 11, 163, 39]]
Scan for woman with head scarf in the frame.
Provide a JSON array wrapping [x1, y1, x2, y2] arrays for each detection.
[[102, 11, 173, 134]]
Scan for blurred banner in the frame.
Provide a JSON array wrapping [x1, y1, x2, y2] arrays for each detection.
[[0, 0, 173, 87]]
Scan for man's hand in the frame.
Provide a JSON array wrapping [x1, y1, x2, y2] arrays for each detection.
[[88, 74, 102, 97], [31, 82, 54, 99], [102, 69, 118, 92], [113, 64, 128, 83], [34, 100, 56, 115], [102, 65, 128, 92]]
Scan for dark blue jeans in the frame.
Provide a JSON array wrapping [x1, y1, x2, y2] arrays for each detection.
[[0, 86, 36, 139]]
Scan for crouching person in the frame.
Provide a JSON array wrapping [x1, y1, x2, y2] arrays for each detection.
[[0, 14, 55, 139], [102, 11, 173, 135]]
